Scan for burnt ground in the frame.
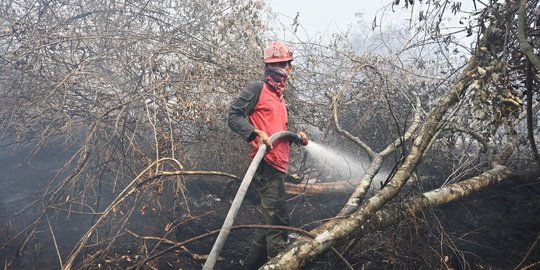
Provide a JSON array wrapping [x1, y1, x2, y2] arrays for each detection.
[[87, 174, 540, 270], [0, 143, 539, 270], [434, 177, 540, 270]]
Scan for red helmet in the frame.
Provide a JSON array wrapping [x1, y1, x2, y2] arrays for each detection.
[[263, 41, 293, 63]]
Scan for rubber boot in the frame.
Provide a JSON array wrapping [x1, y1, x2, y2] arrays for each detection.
[[245, 240, 267, 270]]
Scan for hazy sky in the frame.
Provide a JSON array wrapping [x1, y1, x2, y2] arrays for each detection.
[[266, 0, 400, 39], [266, 0, 476, 41]]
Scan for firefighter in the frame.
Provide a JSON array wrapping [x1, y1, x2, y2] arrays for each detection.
[[228, 41, 308, 269]]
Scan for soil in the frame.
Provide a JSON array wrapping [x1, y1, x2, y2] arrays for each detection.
[[87, 175, 540, 270], [1, 143, 539, 270], [434, 177, 540, 270]]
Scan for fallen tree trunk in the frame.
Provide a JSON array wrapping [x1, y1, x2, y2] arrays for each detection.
[[345, 164, 515, 244], [285, 181, 355, 195], [263, 163, 517, 269], [264, 124, 517, 269]]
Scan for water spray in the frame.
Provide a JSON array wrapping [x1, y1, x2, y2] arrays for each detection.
[[304, 141, 369, 181], [202, 131, 307, 270]]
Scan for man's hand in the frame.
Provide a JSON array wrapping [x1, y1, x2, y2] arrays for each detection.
[[297, 131, 308, 146], [254, 129, 272, 152]]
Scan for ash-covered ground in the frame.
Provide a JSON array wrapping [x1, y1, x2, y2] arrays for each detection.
[[1, 144, 539, 270]]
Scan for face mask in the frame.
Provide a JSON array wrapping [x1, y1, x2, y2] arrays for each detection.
[[263, 66, 288, 98]]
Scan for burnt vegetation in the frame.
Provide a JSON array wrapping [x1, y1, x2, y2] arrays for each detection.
[[0, 0, 539, 269]]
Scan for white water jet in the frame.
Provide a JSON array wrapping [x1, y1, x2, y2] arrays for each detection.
[[304, 142, 371, 182]]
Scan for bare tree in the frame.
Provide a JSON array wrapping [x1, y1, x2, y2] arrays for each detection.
[[0, 0, 270, 268], [263, 1, 539, 269], [0, 0, 538, 269]]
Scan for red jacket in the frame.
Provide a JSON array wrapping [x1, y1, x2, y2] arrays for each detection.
[[248, 83, 289, 173], [228, 81, 290, 173]]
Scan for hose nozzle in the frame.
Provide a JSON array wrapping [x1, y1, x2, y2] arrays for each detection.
[[292, 133, 308, 146]]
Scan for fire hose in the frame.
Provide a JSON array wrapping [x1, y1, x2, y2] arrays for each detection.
[[202, 131, 307, 270]]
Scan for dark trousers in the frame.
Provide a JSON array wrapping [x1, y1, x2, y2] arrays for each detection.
[[245, 161, 289, 270]]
